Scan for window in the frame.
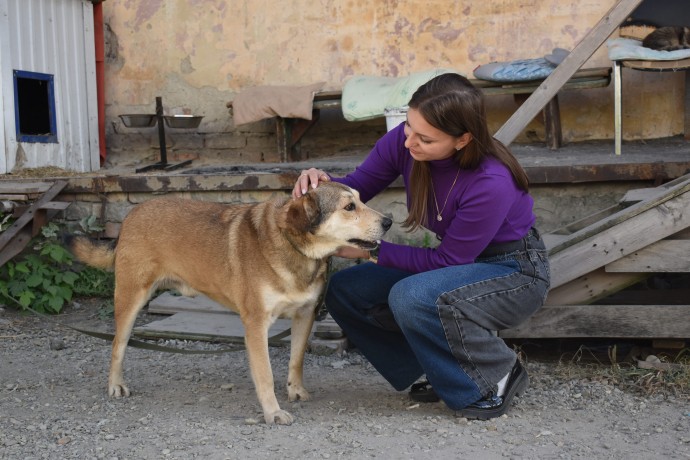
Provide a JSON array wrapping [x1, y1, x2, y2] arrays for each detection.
[[13, 70, 58, 143]]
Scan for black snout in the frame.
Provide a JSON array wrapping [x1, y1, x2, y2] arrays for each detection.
[[381, 217, 393, 231]]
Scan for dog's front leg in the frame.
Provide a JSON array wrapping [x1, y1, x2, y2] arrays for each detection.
[[243, 317, 294, 425], [287, 306, 316, 402]]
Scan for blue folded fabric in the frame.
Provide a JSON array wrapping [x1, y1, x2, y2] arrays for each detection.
[[473, 57, 556, 82]]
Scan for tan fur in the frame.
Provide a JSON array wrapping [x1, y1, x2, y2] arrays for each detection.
[[67, 182, 391, 425]]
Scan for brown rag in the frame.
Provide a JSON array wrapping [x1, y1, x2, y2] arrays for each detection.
[[231, 81, 326, 125]]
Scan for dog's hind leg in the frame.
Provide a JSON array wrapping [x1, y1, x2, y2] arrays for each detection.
[[108, 281, 155, 398], [243, 313, 294, 425], [287, 305, 316, 402]]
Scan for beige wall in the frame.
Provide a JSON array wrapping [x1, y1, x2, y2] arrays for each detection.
[[102, 0, 684, 164]]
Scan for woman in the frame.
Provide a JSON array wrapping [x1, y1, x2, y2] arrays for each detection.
[[292, 73, 550, 420]]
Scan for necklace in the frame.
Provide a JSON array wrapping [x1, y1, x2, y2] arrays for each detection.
[[431, 169, 461, 222]]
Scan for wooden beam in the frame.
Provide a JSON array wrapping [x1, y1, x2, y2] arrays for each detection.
[[501, 304, 690, 338], [545, 267, 647, 306], [550, 192, 690, 288], [0, 181, 68, 268], [605, 240, 690, 272], [0, 181, 53, 195], [494, 0, 644, 146], [548, 176, 690, 288], [0, 180, 67, 253]]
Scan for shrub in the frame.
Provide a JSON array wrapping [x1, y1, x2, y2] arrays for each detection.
[[0, 221, 113, 314]]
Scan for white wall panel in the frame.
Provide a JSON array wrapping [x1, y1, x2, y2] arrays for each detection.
[[0, 0, 99, 173]]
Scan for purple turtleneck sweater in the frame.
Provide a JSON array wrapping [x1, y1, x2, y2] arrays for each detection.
[[331, 122, 536, 274]]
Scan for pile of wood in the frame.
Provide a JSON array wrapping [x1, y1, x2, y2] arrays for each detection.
[[0, 180, 70, 267]]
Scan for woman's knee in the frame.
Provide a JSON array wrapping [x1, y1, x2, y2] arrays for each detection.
[[388, 278, 423, 325]]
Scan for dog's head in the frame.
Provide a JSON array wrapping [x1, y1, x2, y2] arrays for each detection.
[[283, 182, 392, 259]]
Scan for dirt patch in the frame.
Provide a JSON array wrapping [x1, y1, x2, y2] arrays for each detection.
[[1, 301, 689, 459]]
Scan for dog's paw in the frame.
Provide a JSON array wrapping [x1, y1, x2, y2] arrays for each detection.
[[108, 383, 131, 398], [264, 409, 294, 425], [288, 385, 310, 402]]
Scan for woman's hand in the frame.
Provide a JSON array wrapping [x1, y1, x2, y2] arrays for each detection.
[[335, 246, 371, 260], [292, 168, 331, 198]]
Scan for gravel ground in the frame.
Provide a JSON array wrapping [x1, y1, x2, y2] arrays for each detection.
[[1, 301, 689, 460]]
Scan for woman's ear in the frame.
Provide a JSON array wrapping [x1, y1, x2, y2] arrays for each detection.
[[455, 132, 473, 151]]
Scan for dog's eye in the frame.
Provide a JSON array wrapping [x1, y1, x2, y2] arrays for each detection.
[[344, 203, 356, 211]]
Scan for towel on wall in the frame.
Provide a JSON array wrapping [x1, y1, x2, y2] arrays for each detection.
[[231, 81, 326, 125], [341, 69, 460, 122]]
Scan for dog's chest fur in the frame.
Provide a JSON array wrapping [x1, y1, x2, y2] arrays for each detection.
[[263, 279, 325, 320]]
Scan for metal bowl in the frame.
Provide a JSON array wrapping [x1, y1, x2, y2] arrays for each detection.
[[119, 114, 157, 128], [164, 115, 203, 129]]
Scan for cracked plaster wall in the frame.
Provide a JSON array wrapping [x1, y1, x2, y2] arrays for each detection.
[[102, 0, 683, 165]]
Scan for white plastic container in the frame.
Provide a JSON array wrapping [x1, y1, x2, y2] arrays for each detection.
[[384, 107, 408, 131]]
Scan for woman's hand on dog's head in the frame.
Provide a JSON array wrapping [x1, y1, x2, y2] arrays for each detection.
[[293, 168, 331, 198]]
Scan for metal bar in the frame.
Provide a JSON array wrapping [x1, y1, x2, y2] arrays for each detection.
[[156, 96, 167, 165]]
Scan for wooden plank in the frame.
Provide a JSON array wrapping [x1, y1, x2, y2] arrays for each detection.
[[545, 267, 647, 306], [147, 292, 231, 315], [605, 240, 690, 272], [543, 97, 562, 149], [547, 204, 624, 238], [549, 190, 690, 288], [479, 74, 610, 96], [0, 226, 33, 267], [0, 194, 29, 201], [500, 304, 690, 338], [494, 0, 644, 146], [38, 201, 71, 210], [0, 181, 53, 194], [133, 311, 292, 344], [548, 176, 690, 287], [545, 167, 690, 239], [0, 180, 67, 253], [620, 187, 659, 205], [622, 58, 690, 70]]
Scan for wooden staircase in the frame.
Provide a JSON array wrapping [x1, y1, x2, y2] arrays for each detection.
[[0, 180, 70, 267], [503, 173, 690, 339]]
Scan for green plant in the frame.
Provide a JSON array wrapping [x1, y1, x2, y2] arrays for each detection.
[[0, 213, 13, 232], [72, 265, 114, 297], [0, 224, 78, 313], [0, 220, 115, 314], [78, 214, 105, 234]]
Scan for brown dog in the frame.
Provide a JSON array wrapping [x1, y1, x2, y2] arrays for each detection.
[[67, 182, 392, 425]]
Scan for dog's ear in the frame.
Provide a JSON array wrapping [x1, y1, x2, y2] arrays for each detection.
[[285, 192, 322, 234]]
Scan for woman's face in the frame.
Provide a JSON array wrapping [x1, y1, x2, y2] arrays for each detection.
[[403, 108, 471, 162]]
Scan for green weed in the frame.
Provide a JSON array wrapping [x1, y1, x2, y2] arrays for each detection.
[[0, 221, 113, 314]]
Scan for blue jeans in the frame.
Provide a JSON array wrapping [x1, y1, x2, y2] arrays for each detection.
[[325, 228, 550, 410]]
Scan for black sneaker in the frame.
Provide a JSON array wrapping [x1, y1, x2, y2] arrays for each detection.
[[456, 360, 529, 420], [409, 380, 440, 403]]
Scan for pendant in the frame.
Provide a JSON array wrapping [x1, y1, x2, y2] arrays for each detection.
[[437, 215, 443, 222]]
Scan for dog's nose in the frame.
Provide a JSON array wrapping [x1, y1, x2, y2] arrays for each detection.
[[381, 217, 393, 231]]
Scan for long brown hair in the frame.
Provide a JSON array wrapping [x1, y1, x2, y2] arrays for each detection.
[[402, 73, 530, 231]]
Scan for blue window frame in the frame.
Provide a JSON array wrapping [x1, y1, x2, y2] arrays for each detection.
[[13, 70, 58, 143]]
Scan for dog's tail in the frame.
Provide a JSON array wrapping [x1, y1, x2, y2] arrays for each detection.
[[63, 234, 116, 270]]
